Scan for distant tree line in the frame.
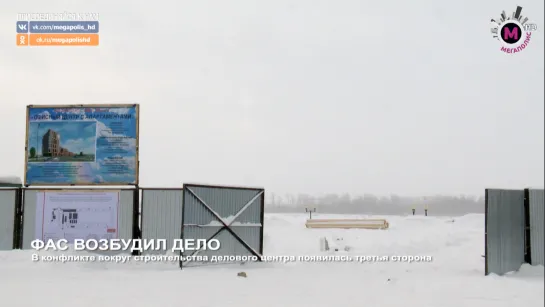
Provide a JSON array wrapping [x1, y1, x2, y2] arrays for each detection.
[[265, 193, 484, 216]]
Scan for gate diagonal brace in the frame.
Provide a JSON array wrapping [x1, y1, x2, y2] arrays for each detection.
[[182, 188, 263, 263]]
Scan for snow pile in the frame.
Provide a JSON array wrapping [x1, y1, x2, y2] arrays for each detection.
[[0, 176, 21, 184]]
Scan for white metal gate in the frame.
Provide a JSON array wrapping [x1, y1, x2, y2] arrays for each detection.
[[180, 184, 264, 268]]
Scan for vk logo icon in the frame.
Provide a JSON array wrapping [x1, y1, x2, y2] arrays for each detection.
[[17, 21, 29, 33]]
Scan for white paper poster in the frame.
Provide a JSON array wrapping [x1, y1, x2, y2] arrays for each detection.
[[35, 191, 119, 243]]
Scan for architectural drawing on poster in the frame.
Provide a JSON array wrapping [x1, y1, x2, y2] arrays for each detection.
[[35, 191, 119, 243]]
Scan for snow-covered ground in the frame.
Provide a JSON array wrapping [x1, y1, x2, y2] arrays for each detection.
[[0, 213, 543, 306]]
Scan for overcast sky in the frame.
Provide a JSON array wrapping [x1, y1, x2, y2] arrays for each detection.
[[1, 0, 543, 196]]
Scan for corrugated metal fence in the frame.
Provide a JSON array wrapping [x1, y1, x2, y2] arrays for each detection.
[[528, 189, 544, 266], [485, 189, 525, 275], [485, 188, 545, 276], [181, 184, 265, 268], [0, 185, 265, 270], [0, 188, 21, 250], [3, 185, 544, 273], [141, 188, 183, 255]]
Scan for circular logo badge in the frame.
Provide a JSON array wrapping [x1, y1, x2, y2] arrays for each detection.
[[499, 21, 523, 44], [490, 7, 537, 54]]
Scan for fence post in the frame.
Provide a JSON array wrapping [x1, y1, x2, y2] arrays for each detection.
[[132, 186, 141, 256], [12, 188, 23, 249], [305, 208, 316, 219], [524, 189, 532, 264]]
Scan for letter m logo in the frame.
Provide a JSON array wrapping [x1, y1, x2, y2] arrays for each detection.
[[503, 27, 519, 40]]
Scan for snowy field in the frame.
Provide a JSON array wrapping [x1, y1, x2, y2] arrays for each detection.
[[0, 213, 543, 307]]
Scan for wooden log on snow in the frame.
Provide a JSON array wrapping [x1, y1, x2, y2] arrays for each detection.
[[305, 219, 389, 229]]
